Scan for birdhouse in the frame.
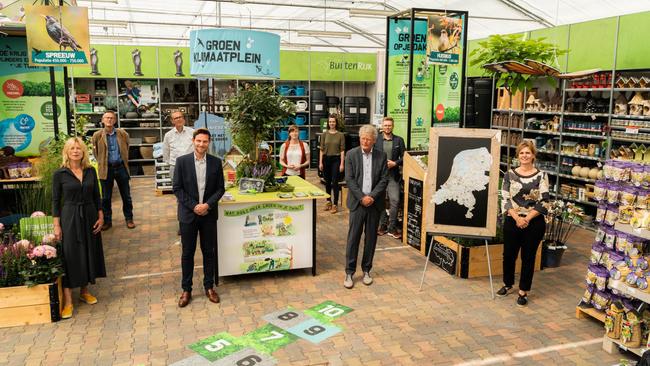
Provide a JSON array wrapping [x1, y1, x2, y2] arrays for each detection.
[[643, 100, 650, 117], [222, 159, 237, 173], [616, 76, 628, 88], [628, 92, 646, 116], [224, 146, 245, 166], [627, 77, 640, 89], [640, 77, 650, 89], [614, 94, 628, 115], [525, 94, 538, 111]]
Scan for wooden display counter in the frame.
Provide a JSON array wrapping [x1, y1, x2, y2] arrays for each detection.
[[217, 176, 329, 280]]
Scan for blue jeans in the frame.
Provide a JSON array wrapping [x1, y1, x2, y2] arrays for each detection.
[[379, 178, 401, 232], [101, 164, 133, 223]]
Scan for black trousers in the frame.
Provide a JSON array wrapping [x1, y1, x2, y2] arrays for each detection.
[[323, 155, 341, 205], [345, 205, 381, 275], [101, 164, 133, 223], [502, 215, 545, 292], [180, 215, 217, 292]]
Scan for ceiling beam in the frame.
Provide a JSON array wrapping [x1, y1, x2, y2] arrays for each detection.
[[333, 20, 384, 46], [496, 0, 554, 27]]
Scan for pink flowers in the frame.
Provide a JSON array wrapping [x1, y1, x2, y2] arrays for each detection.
[[27, 245, 57, 260], [0, 223, 4, 231], [30, 211, 46, 218], [15, 239, 31, 249], [41, 233, 56, 245]]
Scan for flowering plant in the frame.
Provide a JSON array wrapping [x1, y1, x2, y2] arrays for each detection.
[[0, 224, 63, 288], [544, 200, 584, 249]]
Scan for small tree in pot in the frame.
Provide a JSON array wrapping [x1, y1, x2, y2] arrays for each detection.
[[227, 84, 296, 188]]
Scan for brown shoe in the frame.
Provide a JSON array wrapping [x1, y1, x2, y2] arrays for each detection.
[[324, 201, 332, 211], [126, 220, 136, 229], [377, 225, 387, 236], [331, 204, 338, 214], [101, 222, 112, 231], [178, 291, 191, 308], [206, 288, 220, 303]]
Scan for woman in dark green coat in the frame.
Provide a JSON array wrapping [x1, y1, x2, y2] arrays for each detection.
[[52, 137, 106, 319]]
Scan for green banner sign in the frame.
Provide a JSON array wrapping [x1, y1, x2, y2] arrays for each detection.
[[224, 203, 304, 217]]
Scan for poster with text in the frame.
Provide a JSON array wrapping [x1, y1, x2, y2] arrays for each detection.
[[0, 37, 67, 157], [426, 15, 463, 65], [431, 15, 466, 126], [25, 5, 90, 66], [217, 201, 313, 276], [385, 18, 428, 147]]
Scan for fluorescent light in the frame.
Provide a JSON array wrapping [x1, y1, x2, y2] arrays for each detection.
[[296, 30, 352, 39], [91, 34, 134, 41], [280, 42, 311, 50], [89, 20, 129, 29], [349, 8, 395, 17]]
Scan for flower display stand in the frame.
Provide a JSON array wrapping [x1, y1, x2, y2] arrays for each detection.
[[0, 278, 62, 328]]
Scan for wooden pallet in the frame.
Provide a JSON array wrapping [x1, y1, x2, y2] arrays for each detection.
[[576, 305, 606, 323], [155, 188, 173, 196]]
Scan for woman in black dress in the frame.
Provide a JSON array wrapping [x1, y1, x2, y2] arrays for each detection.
[[52, 137, 106, 319]]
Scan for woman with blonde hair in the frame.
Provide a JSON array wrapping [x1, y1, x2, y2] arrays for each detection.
[[52, 137, 106, 319], [497, 140, 549, 307]]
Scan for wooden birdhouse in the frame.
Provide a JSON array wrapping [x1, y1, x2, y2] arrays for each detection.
[[628, 91, 646, 116], [224, 146, 245, 166], [614, 94, 628, 115]]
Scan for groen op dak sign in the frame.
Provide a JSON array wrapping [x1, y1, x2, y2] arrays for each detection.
[[190, 29, 280, 79]]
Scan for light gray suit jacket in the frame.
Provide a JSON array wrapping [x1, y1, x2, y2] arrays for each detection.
[[344, 146, 389, 212]]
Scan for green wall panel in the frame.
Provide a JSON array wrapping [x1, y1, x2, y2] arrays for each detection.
[[70, 44, 115, 78], [466, 38, 485, 77], [115, 45, 158, 78], [529, 25, 569, 73], [279, 50, 310, 80], [567, 18, 617, 72], [342, 53, 376, 82], [158, 47, 191, 79], [616, 11, 650, 70], [309, 51, 345, 81]]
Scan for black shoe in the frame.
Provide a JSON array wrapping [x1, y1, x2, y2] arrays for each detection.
[[377, 225, 387, 236], [496, 285, 512, 297], [516, 293, 528, 307]]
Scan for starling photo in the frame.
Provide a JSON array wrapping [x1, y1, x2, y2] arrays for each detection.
[[42, 14, 82, 51]]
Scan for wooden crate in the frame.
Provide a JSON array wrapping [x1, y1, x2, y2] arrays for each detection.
[[496, 88, 524, 110], [429, 236, 542, 278], [576, 304, 606, 323], [0, 278, 62, 328]]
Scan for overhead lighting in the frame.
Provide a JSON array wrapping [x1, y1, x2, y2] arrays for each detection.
[[280, 42, 311, 50], [349, 9, 395, 18], [296, 30, 352, 39], [89, 20, 129, 29], [91, 34, 134, 41]]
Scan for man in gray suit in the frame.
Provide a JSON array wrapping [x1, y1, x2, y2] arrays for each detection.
[[344, 125, 389, 289]]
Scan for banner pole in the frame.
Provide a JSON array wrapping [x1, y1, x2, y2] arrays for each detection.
[[418, 235, 435, 291], [485, 239, 495, 299]]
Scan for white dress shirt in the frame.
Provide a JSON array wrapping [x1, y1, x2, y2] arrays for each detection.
[[361, 148, 373, 195], [194, 153, 207, 204], [163, 126, 194, 166]]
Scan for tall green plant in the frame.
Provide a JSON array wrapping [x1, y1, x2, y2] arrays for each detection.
[[469, 34, 567, 93], [227, 84, 296, 158]]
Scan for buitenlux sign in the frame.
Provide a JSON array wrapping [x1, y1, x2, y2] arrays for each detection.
[[190, 29, 280, 79]]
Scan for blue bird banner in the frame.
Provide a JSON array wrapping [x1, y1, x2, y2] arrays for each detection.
[[190, 29, 280, 79], [25, 5, 90, 66]]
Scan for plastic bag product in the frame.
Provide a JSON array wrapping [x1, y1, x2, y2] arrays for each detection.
[[594, 180, 608, 202], [631, 164, 645, 187], [585, 264, 600, 286], [595, 226, 607, 244], [596, 203, 607, 223], [636, 188, 649, 209], [605, 205, 619, 226], [595, 266, 610, 291], [607, 183, 621, 204], [591, 290, 611, 310], [619, 205, 634, 224], [621, 186, 637, 206], [581, 285, 596, 304], [631, 209, 650, 229], [591, 244, 606, 264]]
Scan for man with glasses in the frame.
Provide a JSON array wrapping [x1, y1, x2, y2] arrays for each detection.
[[163, 111, 194, 184]]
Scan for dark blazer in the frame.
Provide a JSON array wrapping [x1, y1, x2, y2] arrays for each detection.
[[373, 133, 406, 181], [173, 152, 225, 224], [345, 146, 389, 212]]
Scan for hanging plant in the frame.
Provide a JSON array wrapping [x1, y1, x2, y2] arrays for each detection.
[[227, 84, 296, 158], [469, 34, 567, 94]]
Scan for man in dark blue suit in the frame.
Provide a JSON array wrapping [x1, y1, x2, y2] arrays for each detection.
[[344, 125, 389, 289], [172, 128, 225, 307]]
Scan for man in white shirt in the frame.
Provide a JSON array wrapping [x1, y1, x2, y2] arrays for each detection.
[[163, 111, 194, 183]]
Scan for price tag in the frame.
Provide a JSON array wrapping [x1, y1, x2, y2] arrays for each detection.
[[188, 332, 244, 362], [213, 348, 277, 366], [240, 324, 298, 354], [305, 301, 353, 323], [262, 308, 312, 330], [626, 126, 640, 134], [286, 318, 341, 344]]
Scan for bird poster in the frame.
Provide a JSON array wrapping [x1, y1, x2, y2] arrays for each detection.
[[426, 14, 463, 65], [25, 5, 90, 66]]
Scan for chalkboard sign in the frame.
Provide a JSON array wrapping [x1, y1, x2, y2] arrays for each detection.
[[425, 235, 457, 275], [406, 178, 423, 250]]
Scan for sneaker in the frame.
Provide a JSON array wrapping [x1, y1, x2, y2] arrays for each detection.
[[496, 285, 512, 297], [343, 274, 354, 289], [324, 202, 332, 211], [516, 293, 528, 307], [387, 230, 401, 240], [377, 225, 387, 236], [362, 272, 373, 286], [61, 304, 73, 319], [80, 292, 98, 304]]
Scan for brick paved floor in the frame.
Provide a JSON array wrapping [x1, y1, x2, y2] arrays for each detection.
[[0, 175, 632, 365]]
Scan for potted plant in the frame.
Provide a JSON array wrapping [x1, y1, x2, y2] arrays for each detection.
[[542, 200, 581, 268]]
